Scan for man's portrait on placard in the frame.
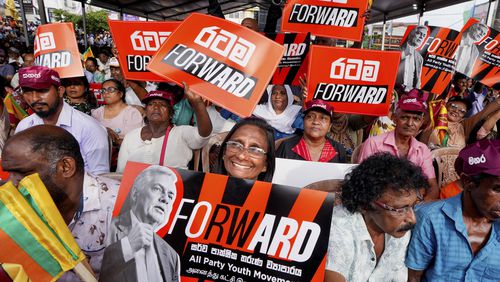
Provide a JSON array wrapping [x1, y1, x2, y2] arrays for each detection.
[[100, 165, 180, 282], [455, 22, 489, 77], [398, 25, 429, 91]]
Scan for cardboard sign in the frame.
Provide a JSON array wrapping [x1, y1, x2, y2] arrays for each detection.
[[267, 32, 311, 86], [148, 13, 285, 117], [281, 0, 368, 41], [102, 162, 333, 281], [108, 20, 180, 82], [397, 25, 461, 95], [89, 83, 105, 105], [307, 46, 401, 116], [33, 23, 83, 78], [456, 19, 500, 90], [273, 158, 356, 188]]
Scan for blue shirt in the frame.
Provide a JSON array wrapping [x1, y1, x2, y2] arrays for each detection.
[[16, 102, 110, 174], [406, 193, 500, 281]]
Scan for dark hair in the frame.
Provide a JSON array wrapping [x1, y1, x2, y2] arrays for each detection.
[[26, 125, 85, 174], [102, 78, 126, 103], [85, 57, 98, 67], [341, 152, 429, 213], [216, 117, 276, 182]]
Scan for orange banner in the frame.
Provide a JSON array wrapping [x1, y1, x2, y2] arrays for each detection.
[[147, 13, 285, 117], [108, 20, 180, 82], [281, 0, 368, 41], [307, 46, 401, 116], [33, 23, 83, 78]]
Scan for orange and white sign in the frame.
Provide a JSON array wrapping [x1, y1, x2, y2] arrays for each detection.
[[307, 46, 401, 116], [148, 13, 285, 117], [108, 20, 180, 82], [33, 23, 83, 78], [282, 0, 368, 41]]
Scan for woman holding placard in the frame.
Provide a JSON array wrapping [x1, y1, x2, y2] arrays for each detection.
[[116, 83, 212, 172]]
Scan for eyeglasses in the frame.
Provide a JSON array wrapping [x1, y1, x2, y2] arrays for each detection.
[[225, 141, 267, 159], [372, 197, 422, 216], [100, 87, 119, 94], [449, 103, 467, 115]]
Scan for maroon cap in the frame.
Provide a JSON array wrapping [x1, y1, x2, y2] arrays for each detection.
[[19, 66, 61, 89], [455, 139, 500, 176], [397, 89, 427, 113], [304, 99, 334, 117], [142, 90, 175, 106]]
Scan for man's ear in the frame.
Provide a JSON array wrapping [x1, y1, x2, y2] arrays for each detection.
[[57, 86, 65, 98], [56, 156, 77, 178], [461, 174, 476, 192]]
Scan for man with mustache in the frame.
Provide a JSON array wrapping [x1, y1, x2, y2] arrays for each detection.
[[15, 66, 109, 174], [406, 139, 500, 281], [325, 153, 429, 282], [358, 89, 439, 201], [101, 165, 180, 282]]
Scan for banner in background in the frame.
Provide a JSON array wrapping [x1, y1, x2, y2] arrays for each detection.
[[266, 32, 311, 86], [33, 23, 83, 78], [148, 13, 285, 117], [108, 20, 180, 82], [398, 25, 461, 95], [456, 18, 500, 90], [281, 0, 369, 41], [307, 46, 400, 116], [102, 162, 333, 281], [89, 83, 105, 105]]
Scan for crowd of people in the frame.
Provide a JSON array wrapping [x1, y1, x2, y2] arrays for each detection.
[[0, 1, 499, 281]]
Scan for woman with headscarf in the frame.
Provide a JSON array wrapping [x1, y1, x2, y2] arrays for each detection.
[[253, 84, 302, 140]]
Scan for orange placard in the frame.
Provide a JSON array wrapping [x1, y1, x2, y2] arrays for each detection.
[[307, 46, 401, 116], [147, 13, 285, 117], [281, 0, 368, 41], [33, 23, 83, 78], [108, 20, 180, 82]]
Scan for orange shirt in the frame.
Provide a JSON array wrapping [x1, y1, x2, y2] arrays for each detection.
[[440, 180, 462, 199]]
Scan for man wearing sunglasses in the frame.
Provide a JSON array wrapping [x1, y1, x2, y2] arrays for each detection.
[[406, 139, 500, 281], [325, 153, 429, 282], [15, 66, 110, 174]]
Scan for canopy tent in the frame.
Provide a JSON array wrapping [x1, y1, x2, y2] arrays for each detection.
[[76, 0, 477, 23]]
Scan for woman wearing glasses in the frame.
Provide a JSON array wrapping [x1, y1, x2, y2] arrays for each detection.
[[276, 100, 347, 163], [62, 76, 97, 115], [216, 117, 276, 182], [91, 79, 143, 147], [116, 83, 212, 172], [428, 96, 500, 148]]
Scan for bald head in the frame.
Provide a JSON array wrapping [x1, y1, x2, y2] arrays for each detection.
[[241, 18, 259, 31], [4, 125, 84, 175]]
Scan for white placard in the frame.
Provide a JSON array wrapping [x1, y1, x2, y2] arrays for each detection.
[[272, 158, 357, 187]]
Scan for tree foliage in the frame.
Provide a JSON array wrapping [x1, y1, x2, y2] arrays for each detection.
[[52, 9, 109, 35]]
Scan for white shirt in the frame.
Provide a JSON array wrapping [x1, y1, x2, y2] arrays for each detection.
[[116, 125, 210, 172], [403, 49, 415, 91], [326, 206, 410, 282], [15, 102, 110, 174], [125, 87, 143, 107], [60, 173, 120, 281]]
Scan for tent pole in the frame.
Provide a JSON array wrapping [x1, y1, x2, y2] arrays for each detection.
[[82, 1, 88, 49], [37, 0, 48, 24], [381, 15, 387, 51], [19, 0, 30, 47]]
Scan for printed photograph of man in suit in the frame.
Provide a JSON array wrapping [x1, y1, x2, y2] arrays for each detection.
[[100, 165, 180, 282], [455, 22, 489, 77], [398, 25, 428, 91]]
